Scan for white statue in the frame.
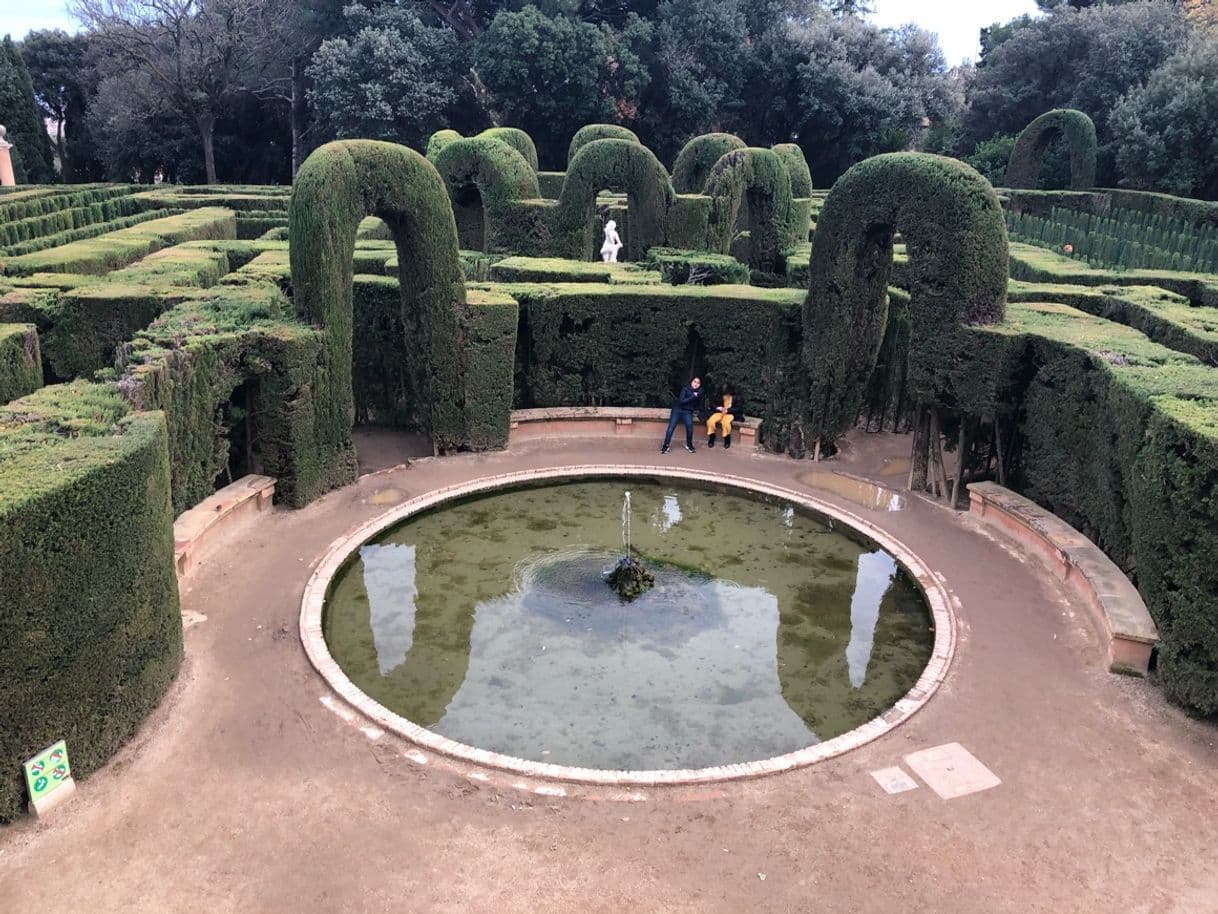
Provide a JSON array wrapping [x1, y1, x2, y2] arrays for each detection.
[[600, 219, 623, 263]]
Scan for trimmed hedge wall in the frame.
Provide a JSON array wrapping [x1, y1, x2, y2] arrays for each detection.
[[0, 185, 136, 223], [0, 323, 42, 403], [672, 133, 746, 194], [568, 124, 640, 165], [431, 136, 544, 254], [1005, 109, 1097, 191], [772, 143, 813, 198], [802, 153, 1009, 444], [968, 300, 1218, 713], [487, 256, 659, 284], [496, 280, 802, 428], [0, 385, 180, 822], [290, 140, 494, 499], [644, 248, 749, 285]]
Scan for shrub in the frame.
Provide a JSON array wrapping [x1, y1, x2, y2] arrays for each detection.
[[802, 153, 1009, 444], [0, 385, 180, 822], [431, 136, 544, 254], [1005, 109, 1097, 191], [704, 147, 796, 271], [0, 323, 41, 403], [568, 124, 640, 165], [478, 127, 540, 172], [771, 143, 813, 198], [671, 133, 746, 193], [554, 138, 674, 260], [426, 129, 463, 160], [644, 248, 749, 285]]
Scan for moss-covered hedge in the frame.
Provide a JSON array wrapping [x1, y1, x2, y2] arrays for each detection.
[[644, 248, 749, 285], [0, 323, 42, 403], [671, 133, 747, 194], [0, 384, 180, 822], [568, 124, 640, 165], [802, 153, 1009, 444], [1005, 109, 1097, 191]]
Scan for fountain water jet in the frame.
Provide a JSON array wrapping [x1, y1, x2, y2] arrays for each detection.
[[606, 489, 654, 600]]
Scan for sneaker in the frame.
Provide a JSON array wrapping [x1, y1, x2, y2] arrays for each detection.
[[684, 444, 696, 453], [661, 445, 669, 454]]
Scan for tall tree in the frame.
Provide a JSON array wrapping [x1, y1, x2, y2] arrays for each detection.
[[73, 0, 287, 183], [20, 30, 102, 181], [472, 6, 651, 166], [1111, 34, 1218, 198], [306, 3, 465, 149], [961, 0, 1189, 184], [0, 35, 57, 182]]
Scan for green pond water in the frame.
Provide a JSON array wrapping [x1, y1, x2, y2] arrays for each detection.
[[323, 479, 933, 771]]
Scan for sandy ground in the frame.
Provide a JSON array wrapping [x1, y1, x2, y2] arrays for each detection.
[[1, 431, 1215, 914]]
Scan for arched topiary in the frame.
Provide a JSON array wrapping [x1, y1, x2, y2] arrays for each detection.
[[555, 138, 674, 260], [426, 129, 463, 160], [568, 124, 640, 165], [478, 126, 539, 173], [704, 147, 795, 271], [771, 143, 813, 198], [431, 136, 544, 253], [802, 153, 1008, 445], [290, 140, 470, 491], [672, 133, 747, 194], [1006, 109, 1097, 190]]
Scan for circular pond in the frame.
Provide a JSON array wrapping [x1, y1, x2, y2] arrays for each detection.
[[319, 474, 938, 774]]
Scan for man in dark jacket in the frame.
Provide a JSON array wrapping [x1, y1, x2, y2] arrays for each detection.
[[661, 376, 703, 454]]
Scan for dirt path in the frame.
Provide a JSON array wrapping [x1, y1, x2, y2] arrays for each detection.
[[2, 434, 1215, 913]]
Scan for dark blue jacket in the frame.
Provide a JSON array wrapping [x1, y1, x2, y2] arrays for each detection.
[[672, 384, 703, 413]]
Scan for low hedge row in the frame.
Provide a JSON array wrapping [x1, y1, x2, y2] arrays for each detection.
[[132, 190, 288, 214], [644, 248, 749, 285], [1007, 280, 1218, 366], [0, 323, 42, 403], [1, 195, 145, 248], [0, 184, 137, 223], [487, 256, 660, 285], [1, 208, 237, 277], [0, 383, 180, 822], [0, 208, 181, 259]]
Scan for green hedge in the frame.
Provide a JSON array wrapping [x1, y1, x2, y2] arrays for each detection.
[[968, 300, 1218, 713], [1, 208, 237, 277], [426, 129, 463, 160], [132, 190, 289, 214], [704, 147, 797, 272], [0, 323, 42, 403], [568, 124, 640, 165], [431, 136, 543, 254], [771, 143, 813, 198], [494, 280, 802, 425], [478, 127, 539, 173], [802, 153, 1009, 445], [464, 289, 519, 449], [0, 384, 180, 822], [671, 133, 746, 194], [644, 248, 749, 285], [290, 140, 491, 498], [0, 208, 182, 259], [0, 185, 136, 223], [554, 139, 674, 261], [119, 284, 331, 511], [1005, 109, 1097, 191], [537, 171, 566, 199], [0, 195, 145, 249]]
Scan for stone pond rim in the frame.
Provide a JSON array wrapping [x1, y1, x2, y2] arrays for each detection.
[[298, 464, 958, 787]]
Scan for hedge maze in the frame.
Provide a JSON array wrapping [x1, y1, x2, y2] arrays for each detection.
[[1006, 108, 1098, 191], [3, 122, 1218, 819]]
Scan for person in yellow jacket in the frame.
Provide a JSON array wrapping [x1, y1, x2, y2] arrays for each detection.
[[704, 384, 743, 449]]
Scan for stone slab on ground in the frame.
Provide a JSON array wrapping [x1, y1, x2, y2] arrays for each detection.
[[904, 743, 1001, 800]]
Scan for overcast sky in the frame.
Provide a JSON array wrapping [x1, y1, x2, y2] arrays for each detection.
[[1, 0, 1040, 65]]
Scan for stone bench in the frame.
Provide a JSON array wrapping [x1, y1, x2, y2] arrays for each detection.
[[509, 407, 761, 446], [967, 481, 1158, 675], [174, 474, 275, 578]]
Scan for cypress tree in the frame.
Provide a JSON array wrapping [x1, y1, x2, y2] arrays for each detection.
[[0, 35, 56, 183]]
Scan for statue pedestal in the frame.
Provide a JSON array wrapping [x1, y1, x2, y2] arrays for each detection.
[[0, 145, 14, 187]]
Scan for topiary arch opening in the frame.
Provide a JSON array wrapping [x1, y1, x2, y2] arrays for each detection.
[[672, 133, 747, 194], [801, 153, 1009, 462], [289, 140, 473, 500], [568, 124, 640, 166], [705, 147, 796, 272], [1005, 109, 1097, 191], [430, 136, 542, 254]]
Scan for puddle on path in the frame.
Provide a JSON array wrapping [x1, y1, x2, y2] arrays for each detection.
[[798, 470, 904, 512]]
